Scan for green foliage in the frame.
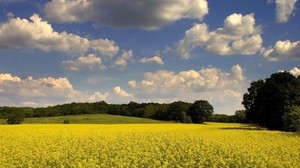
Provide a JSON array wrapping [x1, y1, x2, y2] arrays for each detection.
[[63, 119, 70, 124], [6, 113, 24, 124], [233, 110, 247, 123], [180, 112, 192, 123], [1, 100, 215, 124], [283, 106, 300, 132], [242, 80, 264, 123], [188, 100, 213, 123], [167, 101, 191, 121], [243, 72, 300, 131], [208, 114, 234, 123]]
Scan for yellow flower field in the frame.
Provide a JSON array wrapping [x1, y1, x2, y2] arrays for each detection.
[[0, 123, 299, 167]]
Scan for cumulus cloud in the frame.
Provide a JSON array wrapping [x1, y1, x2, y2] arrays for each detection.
[[176, 13, 263, 59], [139, 56, 164, 65], [0, 73, 108, 106], [44, 0, 208, 30], [280, 67, 300, 76], [62, 54, 105, 71], [231, 64, 245, 81], [0, 14, 119, 57], [290, 67, 300, 76], [113, 50, 133, 67], [262, 40, 300, 61], [128, 80, 137, 89], [88, 92, 110, 102], [275, 0, 297, 23], [128, 64, 247, 114], [113, 86, 133, 97]]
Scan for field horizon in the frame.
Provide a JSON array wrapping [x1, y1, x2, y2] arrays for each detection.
[[0, 113, 166, 124]]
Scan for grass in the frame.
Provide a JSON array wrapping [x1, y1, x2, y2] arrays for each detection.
[[0, 114, 165, 124]]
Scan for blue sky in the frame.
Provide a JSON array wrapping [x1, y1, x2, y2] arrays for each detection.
[[0, 0, 299, 114]]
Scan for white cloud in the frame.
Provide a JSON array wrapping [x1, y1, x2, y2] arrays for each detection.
[[113, 86, 133, 97], [128, 64, 247, 114], [88, 92, 110, 102], [128, 80, 137, 89], [176, 13, 263, 59], [113, 50, 133, 67], [139, 56, 164, 65], [0, 73, 108, 106], [275, 0, 297, 23], [21, 101, 38, 107], [231, 64, 245, 81], [44, 0, 208, 30], [62, 54, 105, 71], [290, 67, 300, 76], [262, 40, 300, 61], [0, 14, 119, 57]]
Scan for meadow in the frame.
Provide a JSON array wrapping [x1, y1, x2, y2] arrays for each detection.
[[0, 123, 299, 167], [0, 114, 165, 124]]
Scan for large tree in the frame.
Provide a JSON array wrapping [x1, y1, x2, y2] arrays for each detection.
[[243, 72, 300, 131], [167, 101, 191, 122], [188, 100, 213, 123], [242, 80, 265, 123]]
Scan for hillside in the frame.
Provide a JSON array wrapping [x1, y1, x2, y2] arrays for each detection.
[[0, 114, 166, 124]]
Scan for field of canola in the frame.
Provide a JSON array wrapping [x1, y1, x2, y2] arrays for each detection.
[[0, 123, 299, 167]]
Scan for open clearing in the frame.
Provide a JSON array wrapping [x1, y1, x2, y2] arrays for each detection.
[[0, 123, 299, 167]]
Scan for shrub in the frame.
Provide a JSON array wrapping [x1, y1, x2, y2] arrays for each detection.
[[6, 115, 24, 124], [63, 119, 70, 124]]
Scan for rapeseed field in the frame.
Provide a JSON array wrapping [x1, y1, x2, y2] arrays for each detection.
[[0, 123, 299, 167]]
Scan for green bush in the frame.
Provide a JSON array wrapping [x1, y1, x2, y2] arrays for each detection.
[[6, 115, 24, 124], [63, 119, 70, 124]]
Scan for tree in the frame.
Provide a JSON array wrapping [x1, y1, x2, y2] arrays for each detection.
[[6, 113, 24, 124], [242, 80, 264, 123], [63, 119, 70, 124], [143, 104, 157, 118], [259, 72, 300, 130], [233, 110, 247, 123], [282, 106, 300, 132], [178, 111, 192, 123], [188, 100, 213, 123], [208, 114, 235, 123], [167, 101, 191, 121], [243, 72, 300, 131]]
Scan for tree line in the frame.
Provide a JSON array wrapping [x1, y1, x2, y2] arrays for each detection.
[[0, 100, 215, 124], [2, 71, 298, 132]]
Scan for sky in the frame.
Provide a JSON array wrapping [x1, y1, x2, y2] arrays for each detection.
[[0, 0, 299, 114]]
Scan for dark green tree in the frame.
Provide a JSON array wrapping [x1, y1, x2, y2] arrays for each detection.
[[282, 106, 300, 132], [167, 101, 191, 121], [208, 114, 235, 123], [242, 80, 264, 123], [243, 72, 300, 130], [259, 72, 300, 130], [143, 104, 157, 118], [178, 111, 192, 123], [63, 119, 70, 124], [233, 110, 247, 123], [6, 113, 24, 124], [188, 100, 213, 123]]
